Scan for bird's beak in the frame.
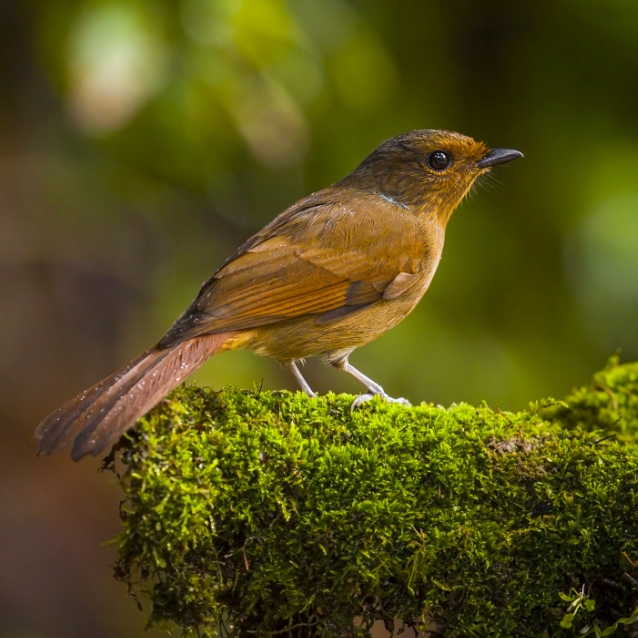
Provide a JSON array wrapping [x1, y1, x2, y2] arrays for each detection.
[[476, 148, 524, 168]]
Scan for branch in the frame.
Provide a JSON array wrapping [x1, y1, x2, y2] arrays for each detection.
[[113, 357, 638, 637]]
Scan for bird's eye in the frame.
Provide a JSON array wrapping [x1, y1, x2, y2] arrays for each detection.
[[427, 150, 452, 171]]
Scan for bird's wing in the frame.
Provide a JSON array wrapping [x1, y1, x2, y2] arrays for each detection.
[[160, 192, 434, 346]]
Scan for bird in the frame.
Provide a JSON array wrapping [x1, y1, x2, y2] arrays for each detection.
[[34, 129, 522, 461]]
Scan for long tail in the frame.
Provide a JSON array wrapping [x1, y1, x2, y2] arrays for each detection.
[[34, 333, 234, 461]]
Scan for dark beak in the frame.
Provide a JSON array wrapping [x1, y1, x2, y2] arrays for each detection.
[[477, 148, 524, 168]]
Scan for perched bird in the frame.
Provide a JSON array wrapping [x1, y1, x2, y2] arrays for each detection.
[[34, 129, 522, 460]]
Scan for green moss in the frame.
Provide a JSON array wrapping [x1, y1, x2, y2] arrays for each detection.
[[114, 359, 638, 637]]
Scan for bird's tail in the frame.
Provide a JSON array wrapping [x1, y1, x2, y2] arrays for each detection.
[[34, 333, 233, 461]]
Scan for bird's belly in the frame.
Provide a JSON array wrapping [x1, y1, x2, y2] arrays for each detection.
[[241, 281, 428, 362]]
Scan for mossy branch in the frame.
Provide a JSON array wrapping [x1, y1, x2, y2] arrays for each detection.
[[113, 358, 638, 637]]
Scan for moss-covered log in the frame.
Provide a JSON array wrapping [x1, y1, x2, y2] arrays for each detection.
[[114, 358, 638, 637]]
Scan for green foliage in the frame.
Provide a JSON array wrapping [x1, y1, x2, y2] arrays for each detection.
[[558, 587, 638, 637], [542, 355, 638, 443], [114, 360, 638, 637]]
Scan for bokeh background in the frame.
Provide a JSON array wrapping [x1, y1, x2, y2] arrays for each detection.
[[2, 0, 638, 636]]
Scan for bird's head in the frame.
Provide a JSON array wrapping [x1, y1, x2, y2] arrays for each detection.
[[340, 129, 522, 224]]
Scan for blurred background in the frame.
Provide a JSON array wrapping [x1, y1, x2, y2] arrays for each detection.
[[2, 0, 638, 635]]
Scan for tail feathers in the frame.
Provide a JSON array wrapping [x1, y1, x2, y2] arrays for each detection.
[[34, 333, 233, 461]]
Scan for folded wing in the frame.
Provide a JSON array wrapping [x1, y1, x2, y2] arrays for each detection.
[[160, 192, 431, 348]]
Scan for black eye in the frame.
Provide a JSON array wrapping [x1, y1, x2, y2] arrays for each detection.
[[427, 150, 452, 171]]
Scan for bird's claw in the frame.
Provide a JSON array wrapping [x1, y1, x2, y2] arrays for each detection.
[[350, 393, 411, 412]]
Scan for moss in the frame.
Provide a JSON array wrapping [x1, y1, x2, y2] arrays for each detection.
[[114, 359, 638, 637]]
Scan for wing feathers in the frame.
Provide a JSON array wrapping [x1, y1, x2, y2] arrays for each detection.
[[161, 195, 430, 346], [315, 303, 370, 325], [383, 272, 420, 300]]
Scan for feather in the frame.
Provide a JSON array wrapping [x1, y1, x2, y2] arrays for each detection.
[[34, 333, 233, 460]]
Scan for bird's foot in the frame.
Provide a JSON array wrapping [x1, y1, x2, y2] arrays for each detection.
[[350, 392, 411, 412]]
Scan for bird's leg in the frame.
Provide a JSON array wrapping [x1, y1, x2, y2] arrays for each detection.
[[287, 360, 316, 398], [331, 357, 410, 411]]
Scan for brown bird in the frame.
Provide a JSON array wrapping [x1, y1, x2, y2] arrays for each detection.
[[34, 129, 522, 460]]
